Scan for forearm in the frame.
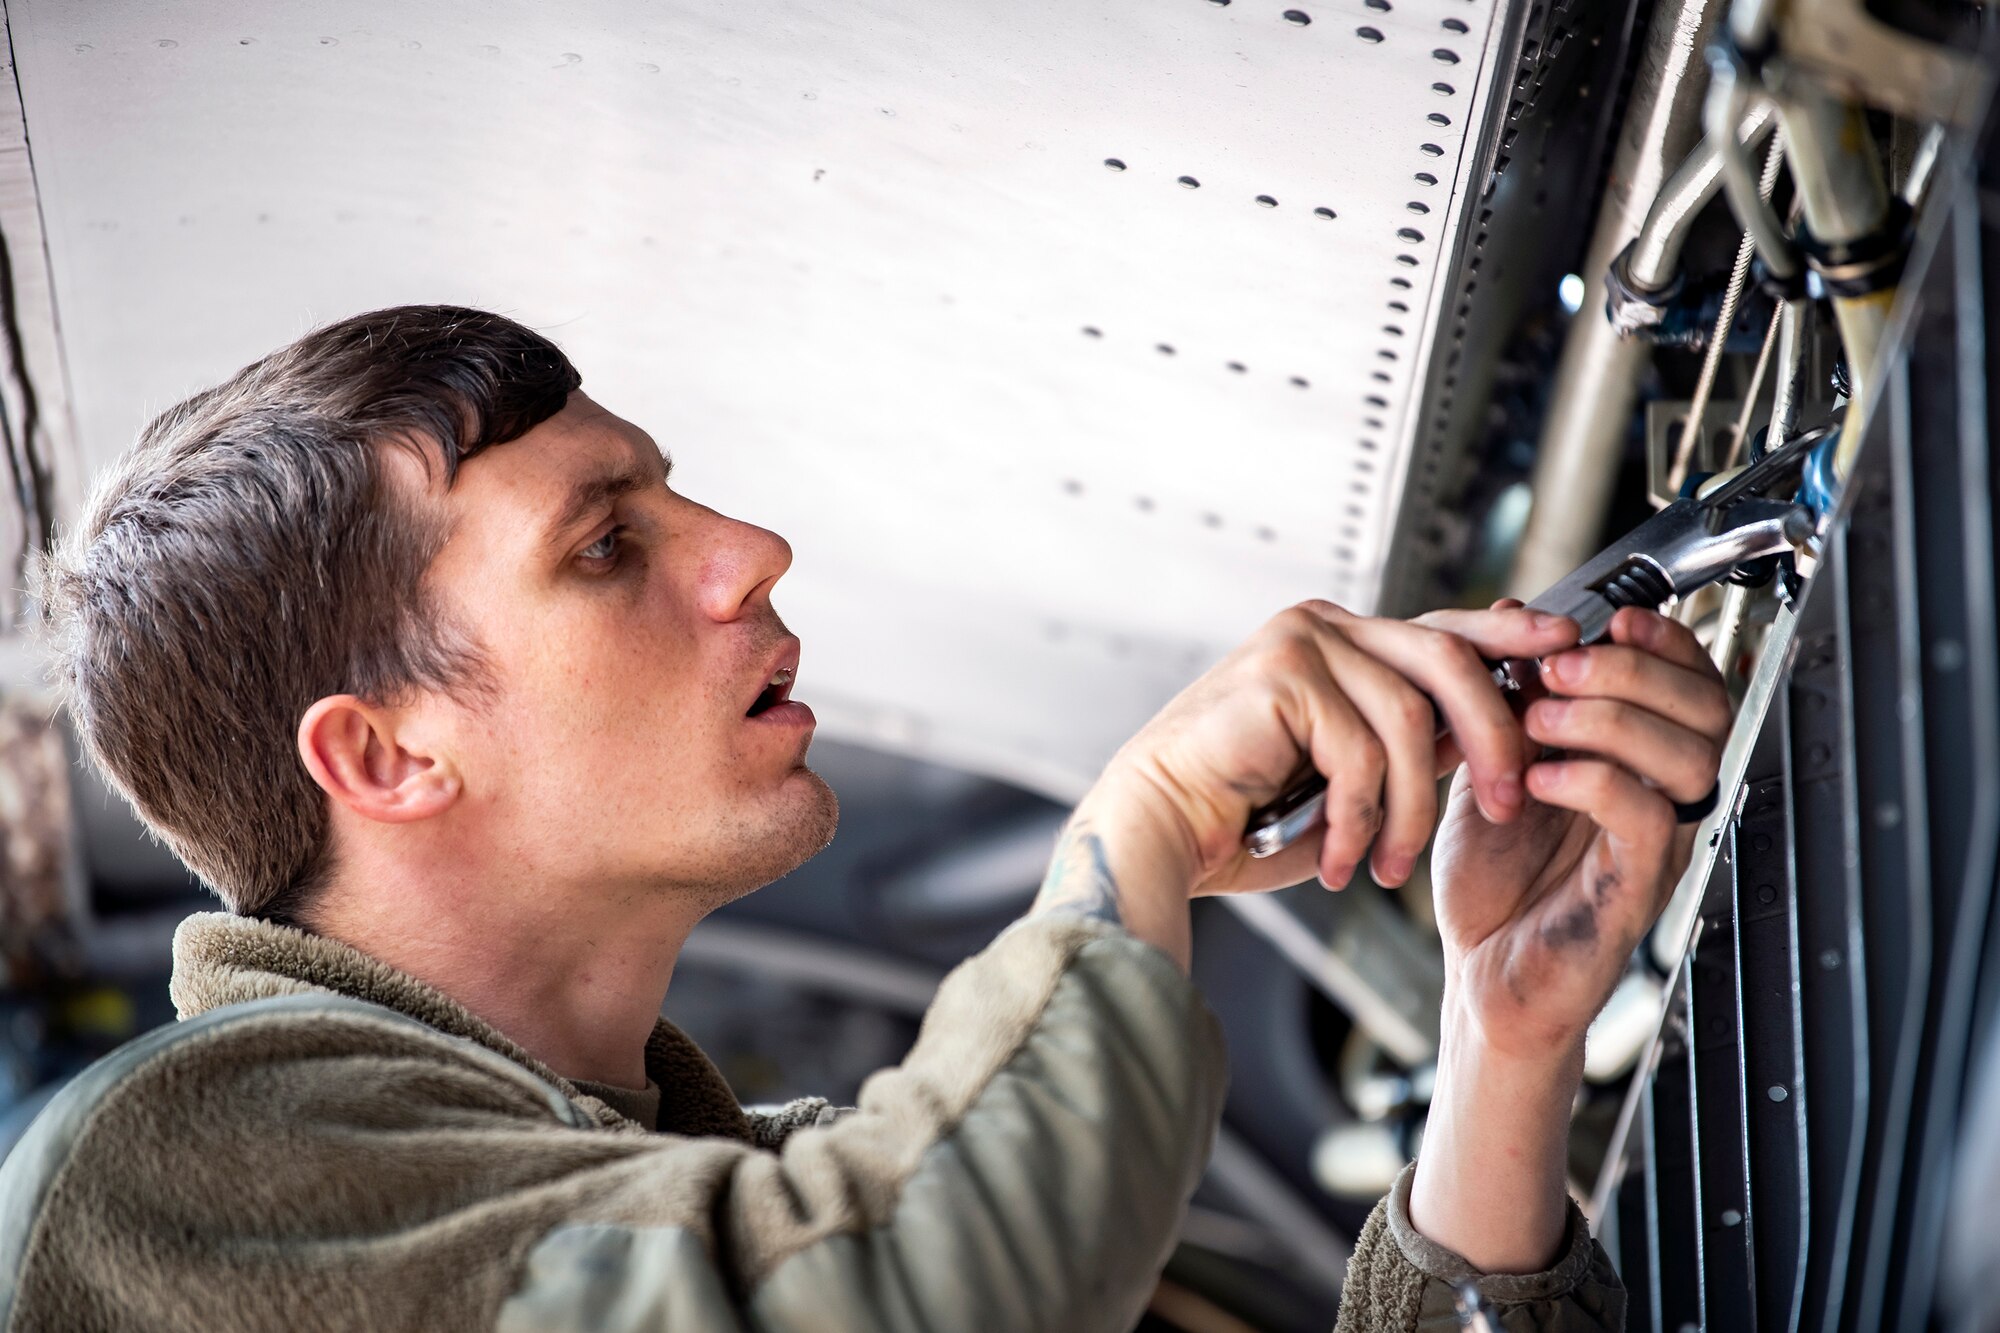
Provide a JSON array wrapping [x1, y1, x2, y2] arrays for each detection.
[[1029, 793, 1195, 974], [1408, 990, 1585, 1274]]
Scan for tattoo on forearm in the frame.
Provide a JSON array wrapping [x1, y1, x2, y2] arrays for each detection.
[[1032, 823, 1124, 927]]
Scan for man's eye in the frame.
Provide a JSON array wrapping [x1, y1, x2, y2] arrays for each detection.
[[579, 527, 624, 564]]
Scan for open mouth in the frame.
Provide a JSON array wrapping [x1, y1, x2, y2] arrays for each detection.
[[747, 666, 796, 718]]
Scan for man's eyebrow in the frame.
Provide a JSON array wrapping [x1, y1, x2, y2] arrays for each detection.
[[542, 462, 659, 547]]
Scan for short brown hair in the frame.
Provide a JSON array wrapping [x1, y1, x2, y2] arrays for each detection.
[[34, 305, 580, 921]]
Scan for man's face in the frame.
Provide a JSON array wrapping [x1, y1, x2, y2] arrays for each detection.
[[408, 391, 837, 906]]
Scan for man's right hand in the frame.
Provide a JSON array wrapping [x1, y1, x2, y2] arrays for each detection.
[[1031, 601, 1581, 969]]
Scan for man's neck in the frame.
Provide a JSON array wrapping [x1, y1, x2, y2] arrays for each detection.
[[310, 860, 699, 1091]]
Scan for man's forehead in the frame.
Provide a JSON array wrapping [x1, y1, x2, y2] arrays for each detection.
[[417, 396, 668, 507]]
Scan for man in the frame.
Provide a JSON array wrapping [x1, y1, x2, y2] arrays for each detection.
[[5, 306, 1728, 1332]]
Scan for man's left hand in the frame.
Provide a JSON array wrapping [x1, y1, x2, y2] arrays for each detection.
[[1411, 603, 1731, 1276], [1431, 604, 1731, 1056]]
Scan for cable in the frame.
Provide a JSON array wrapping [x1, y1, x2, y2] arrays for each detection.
[[1723, 301, 1784, 470], [1669, 131, 1786, 492]]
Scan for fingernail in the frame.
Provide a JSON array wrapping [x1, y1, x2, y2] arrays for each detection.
[[1544, 651, 1585, 686], [1532, 699, 1570, 728], [1379, 854, 1413, 885], [1533, 612, 1571, 632], [1494, 774, 1523, 811], [1324, 864, 1354, 890]]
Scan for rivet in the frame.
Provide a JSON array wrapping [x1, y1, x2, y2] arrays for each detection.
[[1428, 112, 1451, 126], [1415, 171, 1438, 185], [1290, 376, 1310, 388], [1359, 438, 1380, 450], [1255, 194, 1279, 208], [1365, 395, 1389, 407], [1226, 361, 1248, 373], [1406, 201, 1429, 215], [1381, 324, 1404, 336], [1757, 885, 1776, 904], [1314, 206, 1337, 219], [1364, 416, 1384, 428], [1377, 349, 1398, 361], [1356, 26, 1385, 42], [1178, 175, 1201, 189], [1365, 0, 1391, 8], [1432, 82, 1456, 96], [1433, 47, 1460, 64], [157, 38, 181, 48], [1156, 343, 1177, 355], [1397, 227, 1424, 243], [1104, 158, 1128, 171], [1768, 1085, 1788, 1102], [640, 62, 662, 73], [1420, 143, 1445, 157], [1442, 17, 1469, 32], [559, 51, 582, 63], [1820, 949, 1842, 970], [1371, 368, 1393, 380], [1720, 1209, 1743, 1228], [1395, 254, 1420, 267], [1283, 9, 1312, 24], [1081, 326, 1103, 338], [1209, 0, 1231, 6], [1389, 277, 1412, 289], [1753, 834, 1772, 851]]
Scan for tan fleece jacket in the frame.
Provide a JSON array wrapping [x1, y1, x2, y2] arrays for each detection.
[[0, 911, 1621, 1331]]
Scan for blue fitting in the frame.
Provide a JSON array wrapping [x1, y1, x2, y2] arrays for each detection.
[[1799, 432, 1842, 516]]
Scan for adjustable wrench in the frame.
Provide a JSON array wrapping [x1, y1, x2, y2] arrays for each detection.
[[1242, 439, 1821, 859]]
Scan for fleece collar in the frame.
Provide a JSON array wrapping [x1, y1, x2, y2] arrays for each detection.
[[169, 911, 752, 1142]]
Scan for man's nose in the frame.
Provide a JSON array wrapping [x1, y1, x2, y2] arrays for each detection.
[[693, 508, 794, 621]]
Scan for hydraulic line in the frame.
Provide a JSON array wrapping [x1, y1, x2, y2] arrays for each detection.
[[1775, 84, 1897, 479], [1669, 130, 1786, 491], [1625, 101, 1779, 292]]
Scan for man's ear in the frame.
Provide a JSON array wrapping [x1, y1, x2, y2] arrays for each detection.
[[297, 695, 460, 824]]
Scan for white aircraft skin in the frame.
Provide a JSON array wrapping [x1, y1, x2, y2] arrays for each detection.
[[13, 0, 1502, 799]]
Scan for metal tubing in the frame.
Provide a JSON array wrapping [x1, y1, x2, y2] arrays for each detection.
[[1767, 298, 1811, 452], [1707, 58, 1801, 281], [1628, 101, 1780, 291], [1510, 0, 1731, 598], [1777, 84, 1894, 476], [1670, 132, 1787, 490]]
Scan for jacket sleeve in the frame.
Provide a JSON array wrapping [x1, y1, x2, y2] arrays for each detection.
[[1333, 1162, 1625, 1332], [2, 915, 1227, 1333]]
